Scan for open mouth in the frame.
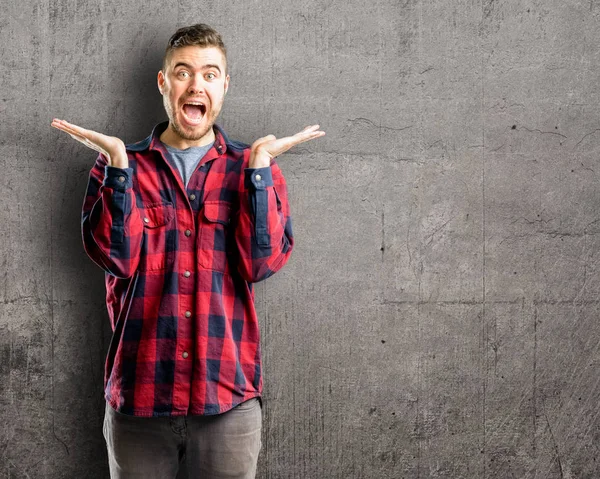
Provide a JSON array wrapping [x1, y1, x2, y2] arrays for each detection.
[[182, 101, 206, 124]]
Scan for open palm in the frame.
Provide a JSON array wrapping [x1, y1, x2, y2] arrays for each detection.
[[249, 125, 325, 168], [51, 119, 128, 168]]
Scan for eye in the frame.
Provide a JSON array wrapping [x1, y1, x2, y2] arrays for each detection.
[[206, 72, 216, 80], [177, 71, 190, 79]]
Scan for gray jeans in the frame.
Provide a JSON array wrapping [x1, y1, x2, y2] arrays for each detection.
[[103, 399, 262, 479]]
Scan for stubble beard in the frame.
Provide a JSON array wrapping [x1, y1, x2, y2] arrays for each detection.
[[165, 97, 224, 142]]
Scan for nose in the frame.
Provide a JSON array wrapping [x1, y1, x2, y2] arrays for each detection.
[[188, 75, 205, 95]]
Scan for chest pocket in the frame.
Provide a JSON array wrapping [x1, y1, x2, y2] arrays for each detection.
[[139, 202, 176, 272], [198, 201, 232, 273]]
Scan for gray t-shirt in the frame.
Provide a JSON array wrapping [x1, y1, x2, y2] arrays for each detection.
[[162, 141, 214, 188]]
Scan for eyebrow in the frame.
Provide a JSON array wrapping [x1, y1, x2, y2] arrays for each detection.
[[173, 62, 222, 73]]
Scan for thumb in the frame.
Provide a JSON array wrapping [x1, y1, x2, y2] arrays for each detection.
[[251, 134, 276, 150]]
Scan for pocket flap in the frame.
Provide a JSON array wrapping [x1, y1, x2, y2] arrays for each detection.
[[203, 201, 231, 225], [142, 203, 175, 228]]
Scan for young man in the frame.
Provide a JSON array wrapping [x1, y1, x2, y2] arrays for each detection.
[[51, 24, 324, 478]]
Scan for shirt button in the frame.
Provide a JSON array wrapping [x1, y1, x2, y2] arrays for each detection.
[[255, 174, 262, 181], [185, 311, 191, 318], [118, 176, 125, 183], [189, 193, 196, 201], [184, 271, 191, 278], [182, 351, 189, 359], [184, 229, 192, 237], [143, 217, 149, 224]]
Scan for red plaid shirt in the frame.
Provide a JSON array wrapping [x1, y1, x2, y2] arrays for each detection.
[[82, 121, 293, 416]]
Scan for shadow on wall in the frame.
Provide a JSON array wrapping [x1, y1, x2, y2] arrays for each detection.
[[121, 42, 167, 144], [45, 37, 169, 476]]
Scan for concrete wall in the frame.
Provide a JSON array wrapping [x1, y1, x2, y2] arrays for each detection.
[[2, 0, 599, 477]]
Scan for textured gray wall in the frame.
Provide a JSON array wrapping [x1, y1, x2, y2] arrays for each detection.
[[2, 0, 600, 477]]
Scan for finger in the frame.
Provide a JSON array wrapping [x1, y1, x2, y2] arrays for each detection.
[[257, 134, 276, 144], [53, 120, 107, 150], [60, 125, 86, 140], [61, 126, 92, 146], [52, 119, 95, 140], [58, 120, 93, 139], [258, 135, 277, 143], [69, 133, 92, 146], [51, 118, 80, 131], [51, 119, 76, 134], [267, 131, 325, 156], [299, 124, 320, 134], [56, 123, 104, 153], [69, 133, 98, 150], [52, 120, 88, 139], [291, 128, 325, 145]]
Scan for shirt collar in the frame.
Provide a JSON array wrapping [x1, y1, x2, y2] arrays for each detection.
[[146, 121, 228, 157]]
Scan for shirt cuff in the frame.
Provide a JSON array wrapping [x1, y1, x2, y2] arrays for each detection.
[[103, 166, 133, 190], [244, 167, 273, 190]]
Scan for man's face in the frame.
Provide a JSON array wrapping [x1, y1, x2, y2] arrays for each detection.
[[158, 45, 229, 145]]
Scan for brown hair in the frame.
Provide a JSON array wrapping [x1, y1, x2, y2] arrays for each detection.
[[163, 24, 227, 71]]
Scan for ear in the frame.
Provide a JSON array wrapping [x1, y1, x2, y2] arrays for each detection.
[[224, 74, 230, 95], [157, 70, 165, 95]]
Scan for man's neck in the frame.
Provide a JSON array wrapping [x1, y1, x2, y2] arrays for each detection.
[[159, 124, 215, 150]]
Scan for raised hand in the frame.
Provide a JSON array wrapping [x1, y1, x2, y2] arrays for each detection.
[[249, 125, 325, 168], [51, 119, 129, 168]]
